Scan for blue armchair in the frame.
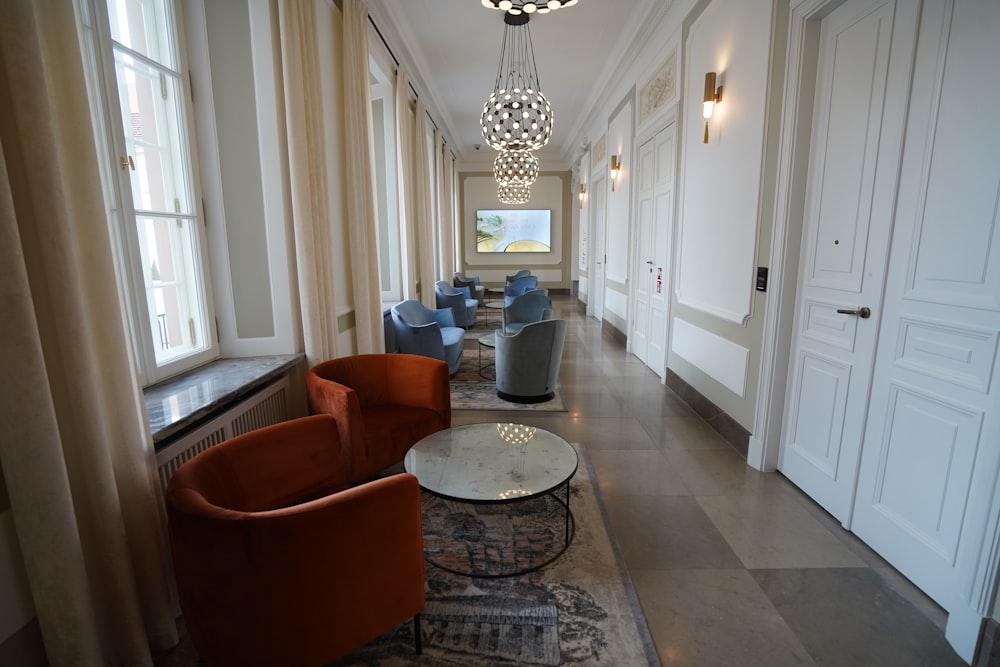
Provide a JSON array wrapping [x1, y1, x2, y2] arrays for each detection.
[[391, 300, 465, 376], [495, 319, 567, 403], [453, 272, 485, 306], [435, 280, 478, 328], [503, 275, 539, 306], [502, 291, 553, 334], [505, 269, 531, 284]]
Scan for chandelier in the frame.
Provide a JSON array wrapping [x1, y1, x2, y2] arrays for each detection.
[[481, 0, 579, 16], [494, 149, 539, 186], [498, 182, 531, 205], [479, 12, 554, 152]]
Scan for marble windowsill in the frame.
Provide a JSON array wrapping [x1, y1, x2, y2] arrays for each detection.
[[144, 354, 304, 448]]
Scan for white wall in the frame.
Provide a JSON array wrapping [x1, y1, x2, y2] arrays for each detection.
[[459, 172, 569, 287]]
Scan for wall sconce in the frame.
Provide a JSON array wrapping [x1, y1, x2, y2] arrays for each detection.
[[703, 71, 723, 143], [610, 155, 620, 191], [578, 183, 586, 208]]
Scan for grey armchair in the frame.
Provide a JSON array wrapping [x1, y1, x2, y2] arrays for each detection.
[[503, 275, 539, 306], [505, 269, 532, 284], [435, 280, 478, 328], [391, 300, 465, 376], [502, 291, 553, 334], [453, 272, 485, 306], [495, 318, 567, 403]]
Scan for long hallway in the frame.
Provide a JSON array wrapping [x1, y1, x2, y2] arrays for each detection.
[[452, 293, 965, 666]]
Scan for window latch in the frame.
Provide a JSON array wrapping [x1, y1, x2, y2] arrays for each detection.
[[119, 155, 135, 171]]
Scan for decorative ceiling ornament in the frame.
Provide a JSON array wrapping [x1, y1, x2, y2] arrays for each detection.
[[493, 149, 539, 186], [497, 182, 531, 205], [480, 0, 579, 16], [479, 12, 554, 152]]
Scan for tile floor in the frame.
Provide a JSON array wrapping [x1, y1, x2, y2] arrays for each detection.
[[449, 294, 966, 666]]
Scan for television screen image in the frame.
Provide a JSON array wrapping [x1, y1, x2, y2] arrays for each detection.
[[476, 209, 551, 253]]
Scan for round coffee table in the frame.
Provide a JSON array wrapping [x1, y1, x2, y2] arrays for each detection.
[[404, 423, 578, 578]]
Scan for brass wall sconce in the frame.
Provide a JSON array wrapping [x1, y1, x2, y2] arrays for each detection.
[[578, 183, 587, 208], [703, 71, 723, 143], [610, 155, 620, 191]]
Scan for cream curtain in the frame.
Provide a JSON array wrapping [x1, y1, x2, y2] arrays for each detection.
[[342, 0, 384, 353], [413, 99, 437, 307], [277, 0, 341, 365], [437, 136, 457, 277], [395, 68, 418, 300], [0, 1, 178, 664]]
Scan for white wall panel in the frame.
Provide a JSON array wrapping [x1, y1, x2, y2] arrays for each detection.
[[672, 318, 750, 397], [675, 0, 772, 324]]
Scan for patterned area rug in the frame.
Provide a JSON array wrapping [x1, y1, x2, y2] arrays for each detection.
[[329, 445, 661, 667], [451, 349, 566, 412]]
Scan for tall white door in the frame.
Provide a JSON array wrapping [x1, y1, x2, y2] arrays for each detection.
[[850, 0, 1000, 652], [631, 138, 656, 364], [589, 175, 606, 322], [630, 127, 673, 376], [778, 0, 918, 522]]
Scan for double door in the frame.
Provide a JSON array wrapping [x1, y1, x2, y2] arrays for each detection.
[[779, 0, 1000, 656]]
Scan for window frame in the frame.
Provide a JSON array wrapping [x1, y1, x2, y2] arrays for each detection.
[[79, 0, 219, 387]]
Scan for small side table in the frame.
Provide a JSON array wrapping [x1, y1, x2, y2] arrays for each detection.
[[478, 332, 496, 380]]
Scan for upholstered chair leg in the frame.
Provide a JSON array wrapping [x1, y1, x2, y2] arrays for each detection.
[[414, 614, 423, 655]]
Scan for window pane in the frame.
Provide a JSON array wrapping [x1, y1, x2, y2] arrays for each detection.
[[114, 51, 192, 216], [107, 0, 175, 69], [137, 215, 208, 365]]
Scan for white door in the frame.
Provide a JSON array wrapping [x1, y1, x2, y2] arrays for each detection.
[[778, 0, 918, 522], [589, 174, 606, 322], [631, 138, 656, 364], [850, 0, 1000, 652], [630, 127, 674, 376]]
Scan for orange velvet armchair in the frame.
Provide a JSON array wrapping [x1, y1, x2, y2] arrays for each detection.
[[306, 353, 451, 484], [165, 415, 425, 667]]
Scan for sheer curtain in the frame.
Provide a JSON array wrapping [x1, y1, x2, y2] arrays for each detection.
[[413, 99, 436, 307], [395, 68, 418, 300], [436, 132, 454, 278], [0, 1, 178, 663], [342, 0, 384, 353], [276, 0, 341, 365]]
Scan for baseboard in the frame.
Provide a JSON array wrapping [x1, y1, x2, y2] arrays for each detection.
[[976, 617, 1000, 667], [664, 369, 751, 458], [602, 319, 627, 346]]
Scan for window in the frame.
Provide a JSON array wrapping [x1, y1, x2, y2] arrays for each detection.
[[81, 0, 217, 385], [369, 48, 402, 303]]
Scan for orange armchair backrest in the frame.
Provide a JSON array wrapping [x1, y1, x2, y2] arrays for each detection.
[[307, 353, 451, 482], [165, 415, 425, 667]]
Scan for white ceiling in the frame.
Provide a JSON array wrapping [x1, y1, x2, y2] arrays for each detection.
[[366, 0, 660, 168]]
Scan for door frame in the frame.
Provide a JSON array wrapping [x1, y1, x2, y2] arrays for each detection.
[[750, 0, 1000, 660]]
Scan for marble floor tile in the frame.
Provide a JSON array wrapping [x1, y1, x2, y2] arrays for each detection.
[[662, 447, 769, 496], [631, 568, 816, 667], [587, 449, 692, 497], [750, 568, 965, 666], [642, 415, 732, 451], [696, 492, 870, 569], [602, 494, 743, 570]]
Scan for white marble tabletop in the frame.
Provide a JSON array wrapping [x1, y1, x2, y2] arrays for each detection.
[[404, 423, 577, 502]]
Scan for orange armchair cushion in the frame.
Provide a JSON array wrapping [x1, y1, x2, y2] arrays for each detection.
[[165, 415, 425, 667], [307, 353, 451, 483]]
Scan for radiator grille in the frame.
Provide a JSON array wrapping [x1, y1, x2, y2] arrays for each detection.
[[155, 377, 290, 490]]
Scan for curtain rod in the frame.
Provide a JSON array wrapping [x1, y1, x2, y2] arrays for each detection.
[[367, 13, 443, 138]]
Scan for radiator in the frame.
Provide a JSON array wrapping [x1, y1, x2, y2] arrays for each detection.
[[155, 376, 290, 490]]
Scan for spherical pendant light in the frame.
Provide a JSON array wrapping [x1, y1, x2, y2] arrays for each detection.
[[493, 149, 539, 186], [497, 182, 531, 205]]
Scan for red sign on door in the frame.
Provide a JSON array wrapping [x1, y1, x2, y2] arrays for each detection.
[[656, 267, 663, 294]]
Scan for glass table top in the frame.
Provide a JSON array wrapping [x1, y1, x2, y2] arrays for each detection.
[[404, 423, 577, 503]]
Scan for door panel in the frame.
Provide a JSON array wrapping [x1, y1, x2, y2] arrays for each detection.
[[851, 0, 1000, 633], [630, 127, 674, 377], [631, 139, 657, 363], [779, 0, 908, 522]]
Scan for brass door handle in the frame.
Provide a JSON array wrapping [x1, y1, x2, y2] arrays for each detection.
[[119, 155, 135, 171], [836, 306, 871, 319]]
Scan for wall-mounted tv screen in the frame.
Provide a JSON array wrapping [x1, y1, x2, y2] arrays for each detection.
[[476, 209, 551, 253]]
